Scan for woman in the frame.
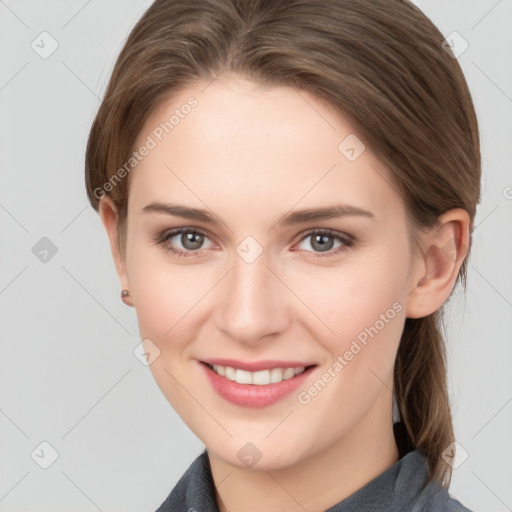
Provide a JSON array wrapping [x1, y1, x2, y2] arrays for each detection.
[[85, 0, 480, 510]]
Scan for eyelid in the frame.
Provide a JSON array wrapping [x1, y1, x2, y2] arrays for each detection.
[[291, 228, 354, 257], [153, 227, 217, 249], [154, 226, 354, 257], [294, 227, 354, 244]]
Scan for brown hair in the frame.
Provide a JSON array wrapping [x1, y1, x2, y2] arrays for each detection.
[[85, 0, 481, 486]]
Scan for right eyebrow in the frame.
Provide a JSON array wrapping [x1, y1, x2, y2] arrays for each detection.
[[141, 203, 218, 223]]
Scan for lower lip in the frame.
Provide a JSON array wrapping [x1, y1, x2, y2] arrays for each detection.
[[201, 362, 315, 408]]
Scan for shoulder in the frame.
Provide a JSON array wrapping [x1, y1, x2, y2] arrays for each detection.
[[391, 424, 474, 511], [398, 452, 474, 512], [411, 481, 474, 512]]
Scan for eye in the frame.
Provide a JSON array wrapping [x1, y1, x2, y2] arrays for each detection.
[[294, 229, 354, 257], [154, 227, 354, 259], [153, 228, 215, 258]]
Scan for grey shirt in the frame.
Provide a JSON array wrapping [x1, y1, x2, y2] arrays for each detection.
[[155, 426, 474, 511]]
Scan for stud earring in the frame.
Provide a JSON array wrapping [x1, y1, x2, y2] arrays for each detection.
[[121, 289, 131, 304]]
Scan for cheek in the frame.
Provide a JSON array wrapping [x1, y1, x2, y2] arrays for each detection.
[[126, 244, 218, 358], [126, 245, 185, 341], [127, 251, 208, 418], [293, 262, 406, 417], [290, 254, 407, 345]]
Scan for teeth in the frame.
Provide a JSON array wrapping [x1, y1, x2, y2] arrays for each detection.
[[225, 366, 236, 381], [282, 368, 295, 380], [213, 364, 225, 377], [235, 369, 252, 384], [270, 368, 282, 383], [210, 364, 307, 385], [253, 370, 271, 385]]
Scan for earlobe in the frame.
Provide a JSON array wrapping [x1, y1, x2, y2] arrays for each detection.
[[98, 197, 133, 306], [405, 209, 470, 319]]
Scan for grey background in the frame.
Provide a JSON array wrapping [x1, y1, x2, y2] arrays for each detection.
[[0, 1, 510, 511]]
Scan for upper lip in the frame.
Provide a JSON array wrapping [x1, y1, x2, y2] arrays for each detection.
[[201, 358, 316, 372]]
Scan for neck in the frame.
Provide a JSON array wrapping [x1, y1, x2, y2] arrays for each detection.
[[208, 392, 399, 512]]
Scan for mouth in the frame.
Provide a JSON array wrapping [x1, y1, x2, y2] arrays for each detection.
[[205, 362, 310, 384], [199, 359, 317, 408]]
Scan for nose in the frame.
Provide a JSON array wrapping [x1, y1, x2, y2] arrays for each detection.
[[214, 249, 291, 346]]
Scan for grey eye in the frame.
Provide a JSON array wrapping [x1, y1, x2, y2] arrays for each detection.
[[297, 232, 346, 253], [179, 231, 205, 250], [309, 233, 335, 252]]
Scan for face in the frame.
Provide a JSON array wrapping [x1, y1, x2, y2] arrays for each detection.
[[110, 75, 424, 470]]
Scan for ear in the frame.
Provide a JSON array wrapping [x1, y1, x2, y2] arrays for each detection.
[[405, 208, 470, 319], [98, 197, 134, 307]]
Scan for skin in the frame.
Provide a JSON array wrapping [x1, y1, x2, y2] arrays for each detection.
[[99, 74, 469, 512]]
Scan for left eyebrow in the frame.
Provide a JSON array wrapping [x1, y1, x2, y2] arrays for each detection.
[[140, 202, 376, 226], [276, 205, 376, 226]]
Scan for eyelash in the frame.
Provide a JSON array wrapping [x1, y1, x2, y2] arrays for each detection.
[[153, 227, 354, 259]]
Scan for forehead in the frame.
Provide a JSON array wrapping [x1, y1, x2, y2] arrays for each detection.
[[128, 76, 403, 226]]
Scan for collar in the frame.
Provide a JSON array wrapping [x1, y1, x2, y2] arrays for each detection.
[[155, 423, 469, 512]]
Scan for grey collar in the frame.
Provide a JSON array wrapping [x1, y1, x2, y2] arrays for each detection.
[[155, 433, 471, 511]]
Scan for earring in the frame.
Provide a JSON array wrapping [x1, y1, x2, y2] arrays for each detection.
[[121, 289, 131, 304]]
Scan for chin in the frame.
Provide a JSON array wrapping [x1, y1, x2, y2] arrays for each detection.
[[207, 438, 308, 472]]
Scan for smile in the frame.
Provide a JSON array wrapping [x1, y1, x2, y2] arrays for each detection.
[[209, 364, 306, 385], [200, 359, 317, 408]]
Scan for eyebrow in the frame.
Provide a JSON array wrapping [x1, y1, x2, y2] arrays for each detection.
[[141, 202, 376, 226]]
